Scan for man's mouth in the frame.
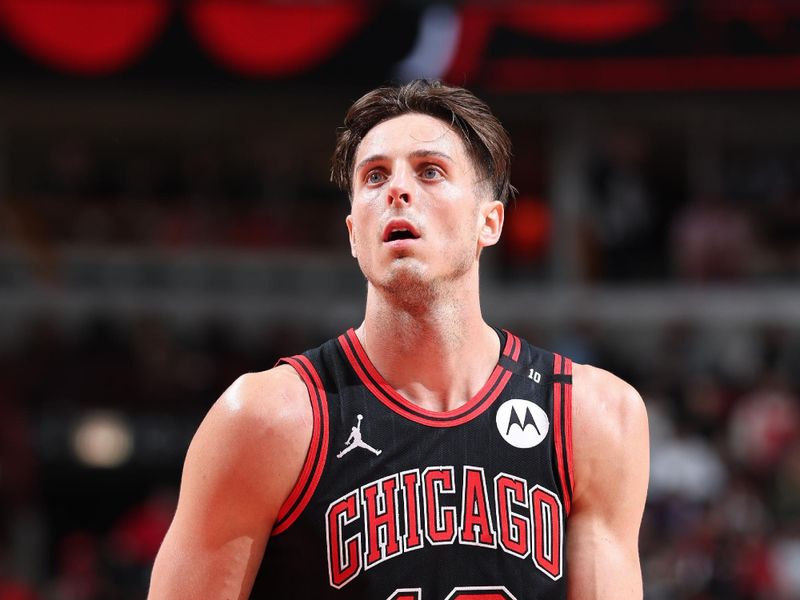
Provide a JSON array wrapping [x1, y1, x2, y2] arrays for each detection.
[[387, 229, 416, 242], [383, 221, 421, 243]]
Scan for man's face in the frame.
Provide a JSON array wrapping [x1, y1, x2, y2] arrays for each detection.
[[346, 113, 503, 301]]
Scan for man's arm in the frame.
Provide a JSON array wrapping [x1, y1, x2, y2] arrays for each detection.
[[567, 364, 650, 599], [148, 365, 312, 600]]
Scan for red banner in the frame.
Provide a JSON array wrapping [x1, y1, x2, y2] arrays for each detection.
[[188, 0, 369, 76], [0, 0, 170, 75]]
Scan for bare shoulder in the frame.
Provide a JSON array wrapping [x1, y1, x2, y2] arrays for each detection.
[[149, 364, 313, 598], [213, 364, 312, 436], [564, 364, 649, 598], [206, 362, 311, 459], [571, 363, 647, 444], [570, 363, 649, 509], [181, 363, 313, 521]]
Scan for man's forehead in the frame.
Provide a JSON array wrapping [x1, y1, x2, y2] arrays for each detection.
[[355, 113, 467, 163]]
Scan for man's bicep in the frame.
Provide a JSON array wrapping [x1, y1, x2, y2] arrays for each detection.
[[567, 365, 649, 599], [149, 401, 271, 599], [151, 514, 268, 600], [149, 369, 311, 599], [566, 509, 643, 599]]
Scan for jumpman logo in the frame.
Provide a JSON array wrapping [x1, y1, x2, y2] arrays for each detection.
[[337, 414, 382, 459]]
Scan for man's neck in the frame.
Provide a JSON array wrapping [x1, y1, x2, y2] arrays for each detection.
[[357, 281, 500, 413]]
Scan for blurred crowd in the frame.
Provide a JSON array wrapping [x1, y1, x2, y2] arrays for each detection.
[[0, 316, 319, 599], [2, 139, 345, 253], [581, 129, 800, 282], [0, 315, 799, 599], [623, 323, 800, 599], [3, 128, 798, 283]]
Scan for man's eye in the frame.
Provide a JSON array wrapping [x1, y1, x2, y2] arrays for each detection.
[[421, 167, 442, 180], [366, 171, 385, 184]]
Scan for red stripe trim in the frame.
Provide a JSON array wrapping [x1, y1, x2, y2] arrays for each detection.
[[564, 357, 574, 496], [552, 353, 571, 516], [338, 332, 420, 421], [338, 328, 512, 428], [272, 354, 329, 535], [501, 329, 521, 362], [501, 328, 515, 356], [345, 329, 501, 423], [273, 357, 318, 522], [510, 332, 521, 361]]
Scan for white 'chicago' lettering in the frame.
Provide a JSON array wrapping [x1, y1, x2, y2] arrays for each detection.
[[325, 466, 564, 589]]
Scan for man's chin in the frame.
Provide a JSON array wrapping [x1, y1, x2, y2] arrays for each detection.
[[370, 264, 435, 302], [382, 267, 427, 292]]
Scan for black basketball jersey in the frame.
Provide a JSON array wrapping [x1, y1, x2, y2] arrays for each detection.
[[253, 328, 574, 600]]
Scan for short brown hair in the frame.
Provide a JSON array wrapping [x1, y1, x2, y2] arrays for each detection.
[[331, 79, 516, 205]]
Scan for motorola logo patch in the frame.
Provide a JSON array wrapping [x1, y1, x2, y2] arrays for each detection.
[[495, 399, 549, 449]]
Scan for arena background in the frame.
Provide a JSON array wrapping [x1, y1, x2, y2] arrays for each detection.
[[1, 1, 799, 598]]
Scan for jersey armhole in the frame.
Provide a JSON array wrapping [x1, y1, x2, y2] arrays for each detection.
[[553, 353, 575, 517], [271, 355, 330, 536]]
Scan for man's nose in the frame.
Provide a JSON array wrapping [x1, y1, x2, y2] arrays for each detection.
[[387, 165, 413, 206]]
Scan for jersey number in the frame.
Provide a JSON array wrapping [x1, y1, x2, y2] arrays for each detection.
[[388, 587, 517, 600]]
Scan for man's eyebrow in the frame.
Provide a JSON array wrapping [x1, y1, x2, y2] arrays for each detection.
[[355, 154, 388, 174], [408, 149, 453, 163], [355, 150, 453, 173]]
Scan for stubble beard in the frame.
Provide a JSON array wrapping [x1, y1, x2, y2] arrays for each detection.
[[363, 243, 476, 315]]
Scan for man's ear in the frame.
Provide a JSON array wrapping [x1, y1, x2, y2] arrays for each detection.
[[478, 200, 504, 249], [345, 214, 357, 258]]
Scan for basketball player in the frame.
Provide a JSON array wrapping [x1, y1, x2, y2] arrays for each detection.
[[148, 80, 649, 599]]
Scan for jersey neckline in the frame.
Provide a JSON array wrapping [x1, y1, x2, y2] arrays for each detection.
[[337, 327, 521, 428]]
